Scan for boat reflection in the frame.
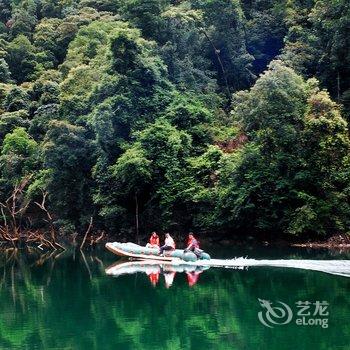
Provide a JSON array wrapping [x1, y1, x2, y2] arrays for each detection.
[[105, 260, 210, 288]]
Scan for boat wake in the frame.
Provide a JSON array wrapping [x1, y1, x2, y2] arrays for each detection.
[[197, 258, 350, 277]]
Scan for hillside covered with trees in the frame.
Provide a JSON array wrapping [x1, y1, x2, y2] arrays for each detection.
[[0, 0, 349, 242]]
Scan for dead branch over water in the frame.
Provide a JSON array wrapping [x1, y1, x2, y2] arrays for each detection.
[[0, 178, 64, 251], [0, 179, 106, 251]]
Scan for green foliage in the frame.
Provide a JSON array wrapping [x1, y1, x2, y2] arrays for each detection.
[[86, 22, 173, 159], [29, 103, 59, 139], [160, 5, 216, 91], [9, 0, 38, 38], [95, 118, 192, 230], [233, 60, 307, 139], [112, 147, 152, 194], [193, 0, 255, 91], [96, 147, 152, 231], [0, 0, 11, 22], [0, 58, 11, 83], [0, 110, 30, 142], [121, 0, 169, 39], [309, 0, 350, 116], [42, 120, 94, 228], [217, 63, 350, 236], [3, 86, 30, 112], [39, 0, 63, 18], [282, 0, 350, 117], [6, 34, 36, 83], [33, 18, 64, 69], [243, 0, 287, 75], [0, 0, 349, 239], [0, 127, 38, 186], [164, 92, 213, 149]]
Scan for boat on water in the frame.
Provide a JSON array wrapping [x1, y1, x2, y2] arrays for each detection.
[[105, 243, 350, 277], [105, 242, 211, 262]]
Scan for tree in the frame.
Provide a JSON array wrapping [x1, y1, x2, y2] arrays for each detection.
[[95, 119, 192, 232], [309, 0, 350, 114], [42, 120, 95, 230], [179, 145, 223, 230], [39, 0, 63, 18], [0, 127, 38, 187], [29, 104, 60, 139], [159, 6, 216, 91], [0, 0, 348, 240], [3, 86, 30, 112], [0, 0, 11, 23], [193, 0, 255, 93], [217, 61, 350, 237], [8, 0, 38, 38], [0, 110, 30, 143], [87, 22, 173, 162], [6, 35, 37, 83], [121, 0, 170, 40], [280, 0, 318, 77], [136, 119, 192, 228], [33, 18, 64, 69], [281, 0, 350, 118], [243, 0, 288, 75], [289, 91, 350, 235], [0, 58, 11, 83], [110, 147, 152, 237], [59, 20, 127, 120], [163, 92, 213, 150]]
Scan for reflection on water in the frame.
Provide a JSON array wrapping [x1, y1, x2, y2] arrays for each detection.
[[106, 260, 208, 288], [105, 260, 246, 288], [0, 246, 349, 350]]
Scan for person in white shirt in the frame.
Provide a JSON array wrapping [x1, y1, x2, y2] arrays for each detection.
[[159, 233, 176, 255]]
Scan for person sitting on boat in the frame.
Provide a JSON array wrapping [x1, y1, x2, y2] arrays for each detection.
[[159, 233, 176, 255], [146, 232, 160, 248], [185, 233, 199, 252], [185, 232, 204, 258]]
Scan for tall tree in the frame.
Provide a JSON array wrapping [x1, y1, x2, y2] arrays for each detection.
[[193, 0, 255, 93], [217, 61, 350, 236], [42, 120, 95, 230], [6, 34, 36, 83]]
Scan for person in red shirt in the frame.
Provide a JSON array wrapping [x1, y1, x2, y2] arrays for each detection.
[[146, 232, 160, 248], [185, 232, 199, 252]]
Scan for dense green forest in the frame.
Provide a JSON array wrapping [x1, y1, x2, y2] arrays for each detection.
[[0, 0, 349, 241]]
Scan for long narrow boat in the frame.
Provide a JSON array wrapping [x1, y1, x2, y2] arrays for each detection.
[[105, 242, 211, 262]]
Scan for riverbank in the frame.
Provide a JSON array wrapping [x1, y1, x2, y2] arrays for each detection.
[[198, 233, 350, 250], [1, 228, 349, 252], [290, 234, 350, 249]]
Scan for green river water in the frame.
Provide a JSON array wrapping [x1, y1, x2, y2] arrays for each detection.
[[0, 245, 349, 350]]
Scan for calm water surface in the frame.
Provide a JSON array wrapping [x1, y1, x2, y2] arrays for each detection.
[[0, 245, 349, 350]]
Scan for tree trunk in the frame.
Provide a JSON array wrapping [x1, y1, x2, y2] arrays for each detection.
[[200, 29, 231, 99]]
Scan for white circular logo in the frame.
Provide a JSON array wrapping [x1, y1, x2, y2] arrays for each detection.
[[258, 298, 293, 328]]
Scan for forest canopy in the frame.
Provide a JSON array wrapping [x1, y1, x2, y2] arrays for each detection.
[[0, 0, 349, 239]]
